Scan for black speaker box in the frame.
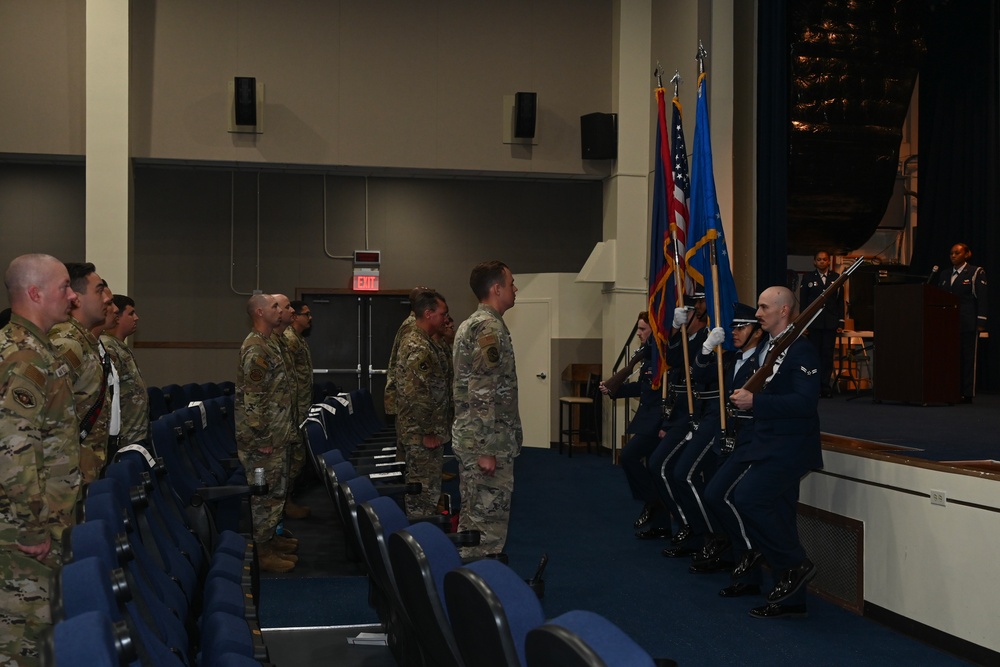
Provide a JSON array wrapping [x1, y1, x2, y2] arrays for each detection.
[[581, 112, 617, 160], [514, 92, 536, 139], [235, 77, 257, 126]]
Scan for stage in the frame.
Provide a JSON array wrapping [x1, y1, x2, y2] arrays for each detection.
[[805, 390, 1000, 663], [818, 389, 1000, 463]]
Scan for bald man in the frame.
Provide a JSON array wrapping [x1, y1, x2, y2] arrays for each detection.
[[236, 293, 298, 572], [0, 254, 81, 663], [727, 286, 822, 619]]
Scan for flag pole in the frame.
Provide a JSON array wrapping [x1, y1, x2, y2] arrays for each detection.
[[667, 68, 695, 420], [709, 239, 726, 432], [695, 42, 723, 429]]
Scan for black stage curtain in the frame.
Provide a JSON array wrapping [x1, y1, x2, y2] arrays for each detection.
[[912, 0, 999, 387], [755, 0, 790, 292]]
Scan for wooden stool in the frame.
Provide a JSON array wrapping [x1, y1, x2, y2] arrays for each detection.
[[558, 396, 597, 457]]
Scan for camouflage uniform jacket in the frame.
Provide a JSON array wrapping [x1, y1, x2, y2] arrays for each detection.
[[49, 317, 110, 481], [395, 325, 453, 446], [101, 334, 150, 445], [0, 315, 80, 550], [236, 331, 294, 452], [452, 304, 523, 458], [384, 313, 416, 415], [270, 331, 299, 430], [283, 326, 314, 427]]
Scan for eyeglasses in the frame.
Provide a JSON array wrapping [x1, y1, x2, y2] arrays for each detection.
[[294, 312, 313, 318]]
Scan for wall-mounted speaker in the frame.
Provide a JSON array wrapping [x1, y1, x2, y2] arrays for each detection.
[[234, 77, 257, 126], [229, 77, 264, 134], [514, 92, 537, 139], [580, 113, 617, 160]]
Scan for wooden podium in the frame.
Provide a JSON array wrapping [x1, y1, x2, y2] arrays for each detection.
[[873, 284, 960, 404]]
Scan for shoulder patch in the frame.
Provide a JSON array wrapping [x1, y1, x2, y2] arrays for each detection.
[[12, 386, 37, 409], [248, 367, 265, 383], [478, 333, 498, 349]]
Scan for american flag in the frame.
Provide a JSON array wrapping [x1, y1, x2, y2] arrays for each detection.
[[669, 94, 694, 294]]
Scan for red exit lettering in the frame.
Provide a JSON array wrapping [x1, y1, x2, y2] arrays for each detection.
[[353, 274, 380, 291]]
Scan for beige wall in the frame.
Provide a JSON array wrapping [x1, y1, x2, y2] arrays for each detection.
[[129, 0, 613, 175]]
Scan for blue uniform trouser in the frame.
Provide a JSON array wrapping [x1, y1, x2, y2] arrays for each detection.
[[730, 457, 812, 604], [648, 414, 691, 530], [704, 455, 761, 586], [667, 411, 720, 542], [620, 429, 662, 504]]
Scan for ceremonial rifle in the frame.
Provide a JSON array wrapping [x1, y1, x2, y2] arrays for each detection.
[[741, 258, 866, 394]]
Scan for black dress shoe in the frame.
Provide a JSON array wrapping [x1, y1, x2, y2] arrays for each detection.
[[718, 583, 761, 598], [635, 526, 671, 540], [749, 602, 808, 619], [688, 558, 734, 574], [670, 524, 692, 546], [767, 559, 817, 603], [732, 550, 764, 579], [661, 546, 696, 558], [633, 502, 659, 529], [696, 536, 731, 562]]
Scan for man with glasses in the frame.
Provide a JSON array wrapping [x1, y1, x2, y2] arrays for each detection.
[[284, 300, 315, 519]]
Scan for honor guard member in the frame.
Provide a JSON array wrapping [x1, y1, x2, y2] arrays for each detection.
[[384, 286, 430, 418], [272, 294, 310, 521], [599, 312, 665, 533], [799, 251, 843, 397], [729, 286, 822, 619], [452, 261, 522, 557], [938, 243, 988, 402], [396, 290, 453, 516], [48, 262, 113, 483], [644, 295, 708, 545], [689, 303, 764, 578], [101, 295, 151, 447], [236, 294, 298, 572], [0, 254, 81, 664]]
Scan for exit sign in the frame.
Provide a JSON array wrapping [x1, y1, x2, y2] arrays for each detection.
[[353, 272, 380, 291]]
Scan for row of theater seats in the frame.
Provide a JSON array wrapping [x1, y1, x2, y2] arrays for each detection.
[[46, 391, 273, 666], [308, 390, 673, 667], [147, 382, 236, 421]]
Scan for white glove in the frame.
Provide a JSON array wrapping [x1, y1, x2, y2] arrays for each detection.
[[672, 307, 688, 329], [702, 327, 725, 355]]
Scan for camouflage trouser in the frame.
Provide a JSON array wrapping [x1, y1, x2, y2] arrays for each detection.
[[0, 549, 54, 666], [403, 440, 444, 517], [287, 434, 308, 494], [455, 451, 515, 558], [238, 444, 289, 543]]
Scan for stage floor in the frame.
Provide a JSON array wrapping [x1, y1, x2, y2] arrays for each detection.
[[819, 390, 1000, 462]]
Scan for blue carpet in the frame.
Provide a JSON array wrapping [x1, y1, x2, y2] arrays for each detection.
[[502, 448, 971, 667], [258, 576, 379, 628]]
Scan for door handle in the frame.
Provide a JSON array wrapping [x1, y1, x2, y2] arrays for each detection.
[[536, 372, 547, 379]]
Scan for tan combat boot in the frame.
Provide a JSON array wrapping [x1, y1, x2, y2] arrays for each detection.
[[258, 540, 296, 573], [273, 534, 299, 553]]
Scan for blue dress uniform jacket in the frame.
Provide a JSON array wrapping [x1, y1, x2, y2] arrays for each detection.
[[616, 346, 663, 437], [938, 263, 988, 332], [733, 336, 822, 468]]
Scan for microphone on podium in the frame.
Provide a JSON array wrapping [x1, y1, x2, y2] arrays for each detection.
[[926, 265, 940, 284]]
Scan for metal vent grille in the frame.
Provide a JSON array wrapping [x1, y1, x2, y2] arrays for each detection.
[[797, 503, 864, 613]]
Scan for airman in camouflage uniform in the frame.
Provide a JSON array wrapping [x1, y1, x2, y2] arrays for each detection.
[[0, 254, 80, 665], [396, 291, 453, 516], [273, 294, 310, 520], [236, 294, 297, 572], [48, 262, 113, 484], [101, 295, 151, 447], [385, 286, 431, 417], [452, 262, 522, 557]]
